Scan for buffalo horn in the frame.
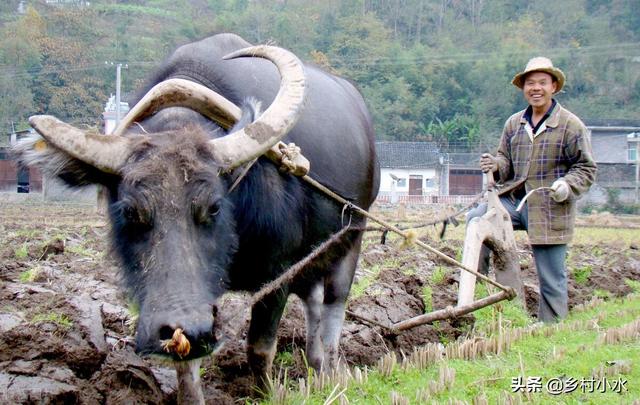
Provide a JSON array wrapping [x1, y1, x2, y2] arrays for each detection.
[[112, 78, 242, 136], [28, 115, 132, 174], [209, 45, 306, 170]]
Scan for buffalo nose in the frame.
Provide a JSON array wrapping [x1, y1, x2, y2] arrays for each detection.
[[158, 323, 216, 359], [159, 327, 192, 358], [137, 314, 217, 359]]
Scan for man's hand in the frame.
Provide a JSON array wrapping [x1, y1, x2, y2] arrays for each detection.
[[550, 179, 570, 202], [479, 153, 498, 173]]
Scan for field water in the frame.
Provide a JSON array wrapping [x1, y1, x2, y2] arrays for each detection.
[[1, 197, 639, 403]]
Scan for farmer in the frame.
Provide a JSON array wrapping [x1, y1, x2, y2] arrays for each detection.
[[467, 56, 597, 322]]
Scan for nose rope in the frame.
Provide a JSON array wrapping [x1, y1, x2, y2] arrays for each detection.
[[341, 202, 353, 228], [516, 186, 552, 212], [161, 328, 191, 358]]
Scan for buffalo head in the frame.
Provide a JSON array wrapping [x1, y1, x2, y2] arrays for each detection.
[[16, 45, 307, 360]]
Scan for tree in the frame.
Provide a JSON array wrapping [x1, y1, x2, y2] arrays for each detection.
[[0, 6, 44, 129]]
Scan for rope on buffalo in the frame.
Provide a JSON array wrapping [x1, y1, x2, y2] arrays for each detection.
[[300, 173, 515, 296], [250, 225, 358, 306], [155, 223, 354, 358], [369, 190, 485, 244], [223, 144, 517, 334]]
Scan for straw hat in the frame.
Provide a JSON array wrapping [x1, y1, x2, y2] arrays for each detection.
[[511, 57, 565, 93]]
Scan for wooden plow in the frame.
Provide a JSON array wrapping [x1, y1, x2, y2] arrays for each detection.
[[345, 173, 525, 333], [457, 173, 525, 308]]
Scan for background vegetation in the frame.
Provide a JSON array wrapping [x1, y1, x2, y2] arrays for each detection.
[[1, 0, 639, 150]]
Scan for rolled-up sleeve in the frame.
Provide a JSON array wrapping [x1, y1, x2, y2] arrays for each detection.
[[563, 125, 597, 198], [495, 123, 514, 183]]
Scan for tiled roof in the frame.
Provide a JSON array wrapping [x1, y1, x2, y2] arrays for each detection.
[[585, 118, 640, 127], [447, 152, 480, 168], [376, 141, 440, 168]]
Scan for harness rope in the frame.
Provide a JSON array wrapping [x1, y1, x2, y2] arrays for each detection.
[[177, 143, 517, 349], [299, 173, 514, 295]]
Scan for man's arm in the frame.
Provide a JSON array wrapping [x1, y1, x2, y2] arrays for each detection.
[[492, 122, 514, 182], [560, 126, 597, 199]]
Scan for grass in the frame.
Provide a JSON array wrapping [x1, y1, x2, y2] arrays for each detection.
[[19, 266, 41, 283], [625, 279, 640, 293], [430, 266, 448, 284], [13, 229, 41, 238], [571, 265, 593, 285], [443, 221, 638, 246], [14, 243, 29, 259], [421, 285, 433, 312], [350, 264, 381, 298], [572, 227, 639, 245], [65, 243, 100, 258], [472, 287, 532, 335], [30, 313, 73, 329], [593, 289, 613, 299], [275, 351, 295, 368], [264, 294, 640, 404], [352, 255, 404, 298]]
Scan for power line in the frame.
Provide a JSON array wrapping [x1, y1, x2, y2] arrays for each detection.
[[0, 61, 156, 80], [1, 40, 638, 75], [330, 42, 640, 66]]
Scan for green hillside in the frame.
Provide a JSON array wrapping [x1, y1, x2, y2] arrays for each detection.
[[1, 0, 638, 149]]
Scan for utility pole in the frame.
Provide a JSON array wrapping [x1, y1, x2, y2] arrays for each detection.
[[10, 121, 16, 145], [633, 132, 639, 204], [105, 62, 128, 128], [99, 62, 127, 214], [439, 153, 450, 196]]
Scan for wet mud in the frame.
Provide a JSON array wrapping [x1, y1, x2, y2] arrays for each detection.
[[1, 201, 638, 403]]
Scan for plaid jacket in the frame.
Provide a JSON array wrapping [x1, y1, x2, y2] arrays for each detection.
[[493, 102, 597, 244]]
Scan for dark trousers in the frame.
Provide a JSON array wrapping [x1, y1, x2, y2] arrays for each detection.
[[466, 196, 568, 322]]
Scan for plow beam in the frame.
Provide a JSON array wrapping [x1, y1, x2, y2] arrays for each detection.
[[457, 180, 525, 308]]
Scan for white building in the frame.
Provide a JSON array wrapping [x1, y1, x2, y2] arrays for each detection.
[[102, 95, 130, 135], [376, 141, 440, 203]]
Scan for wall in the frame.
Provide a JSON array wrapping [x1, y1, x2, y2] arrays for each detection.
[[591, 133, 631, 163], [378, 168, 437, 195], [579, 162, 638, 206]]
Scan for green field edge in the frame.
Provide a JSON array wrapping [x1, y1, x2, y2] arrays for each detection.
[[263, 294, 640, 404]]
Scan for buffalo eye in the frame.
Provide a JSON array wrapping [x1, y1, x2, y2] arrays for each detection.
[[123, 205, 139, 223], [208, 201, 221, 217], [114, 200, 153, 237], [123, 204, 151, 227], [194, 199, 222, 225]]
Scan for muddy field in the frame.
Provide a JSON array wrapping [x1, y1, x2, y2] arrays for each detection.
[[1, 197, 639, 404]]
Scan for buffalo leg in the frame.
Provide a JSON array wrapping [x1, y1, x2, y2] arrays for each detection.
[[247, 287, 288, 392], [301, 281, 325, 371], [175, 358, 204, 405], [320, 233, 362, 369]]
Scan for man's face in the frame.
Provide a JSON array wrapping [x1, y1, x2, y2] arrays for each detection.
[[523, 71, 557, 111]]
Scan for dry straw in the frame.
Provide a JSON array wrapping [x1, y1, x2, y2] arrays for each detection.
[[390, 391, 410, 405], [599, 319, 640, 345]]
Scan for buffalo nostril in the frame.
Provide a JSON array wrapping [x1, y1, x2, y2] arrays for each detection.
[[160, 327, 191, 358], [159, 325, 176, 341]]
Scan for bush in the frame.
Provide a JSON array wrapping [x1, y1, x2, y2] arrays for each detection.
[[599, 188, 640, 215]]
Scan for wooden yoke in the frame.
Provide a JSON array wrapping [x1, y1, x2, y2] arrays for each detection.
[[457, 172, 525, 308]]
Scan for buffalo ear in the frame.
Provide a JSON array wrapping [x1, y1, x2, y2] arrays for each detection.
[[13, 132, 120, 189]]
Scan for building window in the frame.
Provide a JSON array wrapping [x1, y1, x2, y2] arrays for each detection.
[[425, 178, 436, 188], [396, 178, 407, 187], [629, 133, 639, 162]]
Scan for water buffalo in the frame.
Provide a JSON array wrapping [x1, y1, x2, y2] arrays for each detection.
[[15, 33, 379, 400]]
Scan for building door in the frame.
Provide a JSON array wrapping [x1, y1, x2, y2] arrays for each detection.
[[449, 169, 483, 195], [409, 175, 423, 195], [17, 167, 30, 193]]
